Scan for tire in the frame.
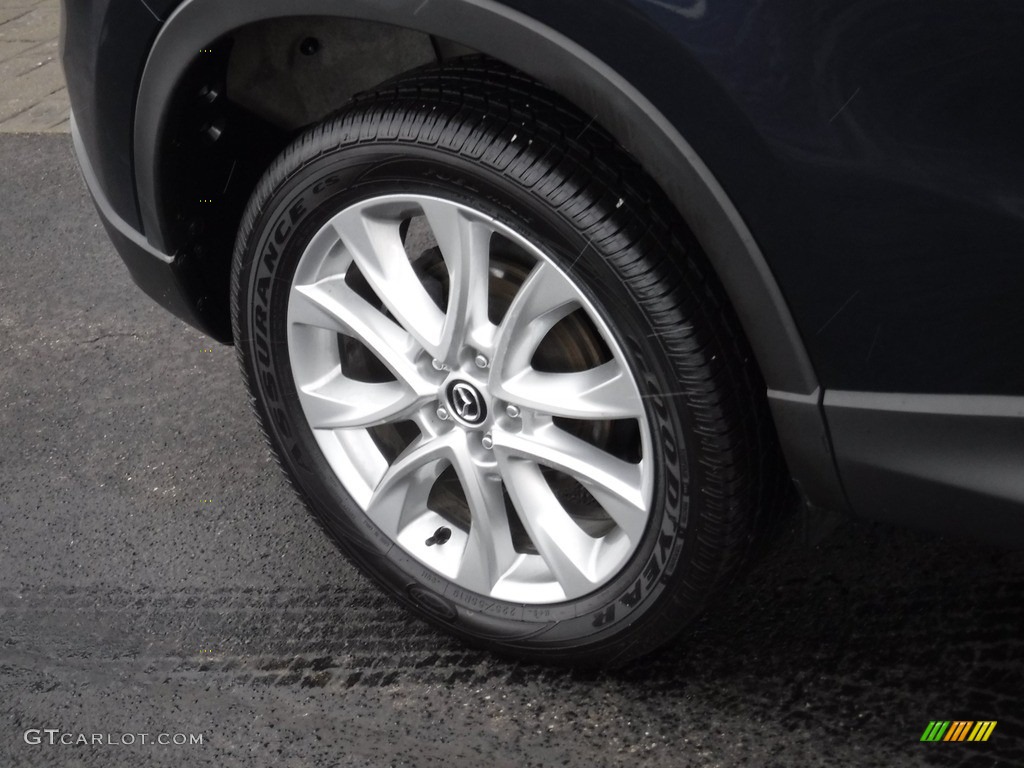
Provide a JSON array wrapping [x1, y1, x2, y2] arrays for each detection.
[[230, 57, 785, 666]]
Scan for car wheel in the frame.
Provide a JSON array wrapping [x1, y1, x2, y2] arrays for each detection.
[[230, 58, 784, 665]]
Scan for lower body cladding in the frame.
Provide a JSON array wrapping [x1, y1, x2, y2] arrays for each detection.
[[825, 391, 1024, 545], [70, 114, 221, 339]]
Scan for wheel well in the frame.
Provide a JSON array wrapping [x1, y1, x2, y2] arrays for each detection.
[[156, 17, 477, 338]]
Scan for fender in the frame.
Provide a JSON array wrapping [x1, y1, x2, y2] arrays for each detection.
[[133, 0, 849, 511]]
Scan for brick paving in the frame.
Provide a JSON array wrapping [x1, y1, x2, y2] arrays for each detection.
[[0, 0, 68, 133]]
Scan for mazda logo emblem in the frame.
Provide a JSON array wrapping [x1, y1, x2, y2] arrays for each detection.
[[448, 382, 486, 425]]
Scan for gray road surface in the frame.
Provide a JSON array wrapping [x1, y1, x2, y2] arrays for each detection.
[[1, 134, 1022, 767]]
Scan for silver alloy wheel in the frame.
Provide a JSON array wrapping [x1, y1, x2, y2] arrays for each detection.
[[286, 194, 653, 603]]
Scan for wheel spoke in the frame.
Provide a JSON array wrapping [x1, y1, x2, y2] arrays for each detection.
[[447, 443, 517, 594], [493, 423, 647, 541], [332, 206, 447, 357], [297, 375, 429, 429], [496, 360, 644, 419], [419, 199, 495, 358], [499, 459, 602, 598], [491, 261, 580, 379], [289, 278, 434, 397], [366, 432, 517, 595], [365, 433, 456, 538]]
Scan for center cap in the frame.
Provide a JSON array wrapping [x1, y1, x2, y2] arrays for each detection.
[[446, 381, 487, 426]]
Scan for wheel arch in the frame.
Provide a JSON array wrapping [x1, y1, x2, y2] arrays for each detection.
[[137, 0, 817, 394]]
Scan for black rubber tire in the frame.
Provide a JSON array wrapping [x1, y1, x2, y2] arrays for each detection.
[[230, 57, 787, 666]]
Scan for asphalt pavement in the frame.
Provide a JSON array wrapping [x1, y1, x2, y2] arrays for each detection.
[[1, 133, 1022, 768]]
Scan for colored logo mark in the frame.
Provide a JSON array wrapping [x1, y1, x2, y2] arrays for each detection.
[[920, 721, 996, 742]]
